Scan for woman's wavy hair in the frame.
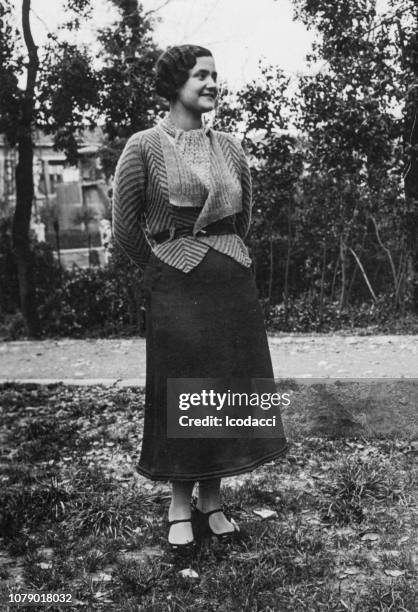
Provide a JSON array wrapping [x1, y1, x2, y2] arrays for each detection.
[[155, 44, 213, 102]]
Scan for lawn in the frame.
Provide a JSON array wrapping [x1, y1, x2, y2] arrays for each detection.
[[0, 382, 417, 611]]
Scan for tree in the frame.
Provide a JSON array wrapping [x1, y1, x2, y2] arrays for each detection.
[[95, 0, 163, 176], [0, 0, 40, 336], [292, 0, 412, 312], [215, 65, 304, 311], [0, 0, 98, 336], [0, 0, 160, 336]]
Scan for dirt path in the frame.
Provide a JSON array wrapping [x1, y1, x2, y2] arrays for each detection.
[[1, 334, 418, 384]]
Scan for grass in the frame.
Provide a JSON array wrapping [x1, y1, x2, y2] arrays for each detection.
[[0, 382, 417, 611]]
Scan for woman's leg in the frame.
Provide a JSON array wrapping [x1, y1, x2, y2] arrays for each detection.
[[197, 478, 235, 534], [168, 480, 195, 545]]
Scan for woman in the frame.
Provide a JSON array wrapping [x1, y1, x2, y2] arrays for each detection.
[[112, 45, 288, 550]]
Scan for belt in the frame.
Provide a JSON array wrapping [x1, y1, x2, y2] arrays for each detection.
[[151, 220, 236, 245]]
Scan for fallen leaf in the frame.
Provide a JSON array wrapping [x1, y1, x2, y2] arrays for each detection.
[[253, 508, 278, 519], [384, 569, 405, 577], [179, 568, 199, 579], [37, 562, 52, 570], [360, 532, 380, 542], [343, 566, 361, 575], [408, 440, 418, 453], [91, 572, 112, 582], [38, 547, 54, 559]]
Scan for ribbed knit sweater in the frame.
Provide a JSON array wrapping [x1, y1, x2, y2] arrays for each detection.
[[112, 116, 253, 273]]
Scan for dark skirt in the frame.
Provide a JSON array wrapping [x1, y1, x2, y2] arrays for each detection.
[[137, 249, 288, 481]]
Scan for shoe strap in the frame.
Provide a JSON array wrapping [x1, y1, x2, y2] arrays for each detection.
[[169, 518, 192, 526], [204, 508, 224, 518]]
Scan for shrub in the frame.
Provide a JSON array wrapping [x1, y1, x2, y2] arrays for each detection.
[[37, 244, 144, 337], [2, 213, 417, 338], [265, 293, 407, 333], [0, 213, 144, 338]]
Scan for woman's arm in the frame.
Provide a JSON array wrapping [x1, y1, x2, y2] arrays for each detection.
[[234, 140, 253, 240], [112, 134, 151, 269]]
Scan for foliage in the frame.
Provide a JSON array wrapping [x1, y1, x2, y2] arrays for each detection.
[[37, 42, 99, 165], [97, 0, 161, 140], [290, 0, 416, 312], [0, 0, 162, 336], [3, 0, 418, 332], [265, 294, 391, 333], [0, 1, 24, 146], [212, 1, 418, 321], [37, 246, 144, 338], [2, 214, 418, 339], [0, 216, 144, 339], [215, 65, 304, 307], [0, 0, 101, 161], [95, 0, 163, 176], [0, 216, 62, 318], [0, 0, 161, 166]]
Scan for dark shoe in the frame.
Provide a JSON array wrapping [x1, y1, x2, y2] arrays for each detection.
[[168, 518, 195, 552], [192, 507, 239, 541]]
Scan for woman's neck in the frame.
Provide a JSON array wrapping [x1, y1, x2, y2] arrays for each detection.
[[168, 106, 202, 131]]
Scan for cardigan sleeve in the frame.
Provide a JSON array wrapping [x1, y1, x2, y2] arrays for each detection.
[[112, 134, 151, 270], [234, 140, 253, 240]]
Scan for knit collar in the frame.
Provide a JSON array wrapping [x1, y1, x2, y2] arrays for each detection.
[[157, 115, 242, 234], [159, 115, 211, 139]]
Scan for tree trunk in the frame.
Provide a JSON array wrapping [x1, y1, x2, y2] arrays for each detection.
[[13, 130, 40, 336], [346, 224, 368, 303], [12, 0, 40, 337]]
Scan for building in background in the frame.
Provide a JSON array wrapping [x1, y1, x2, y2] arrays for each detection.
[[0, 129, 112, 268]]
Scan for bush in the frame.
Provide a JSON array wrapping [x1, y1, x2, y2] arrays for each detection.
[[0, 217, 19, 314], [2, 214, 417, 338], [265, 293, 405, 333], [0, 215, 145, 339], [38, 245, 144, 337], [0, 216, 62, 317]]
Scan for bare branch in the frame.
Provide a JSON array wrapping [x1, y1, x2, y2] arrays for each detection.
[[370, 215, 397, 289], [144, 0, 173, 16], [30, 8, 50, 33], [348, 247, 377, 303]]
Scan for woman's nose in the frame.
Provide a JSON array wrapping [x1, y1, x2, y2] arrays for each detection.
[[206, 77, 217, 93]]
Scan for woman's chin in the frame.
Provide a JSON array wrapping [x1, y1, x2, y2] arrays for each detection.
[[198, 99, 216, 112]]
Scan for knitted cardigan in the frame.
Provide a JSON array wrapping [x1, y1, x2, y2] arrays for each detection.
[[112, 119, 253, 273]]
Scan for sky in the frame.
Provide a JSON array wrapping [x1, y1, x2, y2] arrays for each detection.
[[18, 0, 316, 89], [140, 0, 317, 87], [14, 0, 392, 90]]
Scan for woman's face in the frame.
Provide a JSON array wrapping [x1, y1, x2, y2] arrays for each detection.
[[175, 55, 218, 115]]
